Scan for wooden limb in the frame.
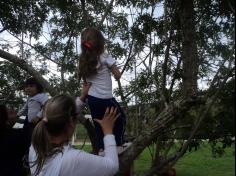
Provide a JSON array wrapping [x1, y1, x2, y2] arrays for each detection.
[[0, 49, 57, 96], [117, 79, 128, 108], [98, 0, 115, 28], [169, 57, 182, 96], [121, 40, 135, 75], [117, 96, 199, 174], [11, 33, 60, 65], [77, 115, 98, 154], [170, 66, 235, 164], [80, 0, 88, 26], [143, 65, 235, 176], [161, 29, 173, 106]]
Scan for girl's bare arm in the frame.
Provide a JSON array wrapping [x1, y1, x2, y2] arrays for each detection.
[[110, 65, 121, 80]]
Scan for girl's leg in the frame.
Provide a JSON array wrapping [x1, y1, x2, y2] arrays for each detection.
[[87, 96, 107, 150], [87, 96, 127, 151]]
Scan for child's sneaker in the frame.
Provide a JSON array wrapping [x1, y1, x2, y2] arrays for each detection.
[[99, 142, 132, 156], [118, 142, 132, 155], [98, 150, 105, 157]]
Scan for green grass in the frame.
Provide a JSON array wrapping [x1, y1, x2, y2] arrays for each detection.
[[134, 144, 235, 176], [75, 143, 235, 176], [174, 146, 235, 176]]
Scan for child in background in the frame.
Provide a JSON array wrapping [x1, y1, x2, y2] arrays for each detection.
[[78, 28, 126, 155], [17, 77, 48, 162], [17, 77, 48, 129]]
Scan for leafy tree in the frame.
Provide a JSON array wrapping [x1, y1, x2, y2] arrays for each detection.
[[0, 0, 234, 175]]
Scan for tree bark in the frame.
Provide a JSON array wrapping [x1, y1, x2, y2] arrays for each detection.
[[178, 0, 199, 97], [0, 49, 57, 96], [117, 97, 199, 174]]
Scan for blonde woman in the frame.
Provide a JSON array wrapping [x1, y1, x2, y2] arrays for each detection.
[[29, 83, 119, 176]]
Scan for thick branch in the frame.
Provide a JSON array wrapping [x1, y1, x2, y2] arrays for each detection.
[[161, 29, 173, 106], [0, 49, 57, 96], [117, 96, 199, 174], [169, 57, 182, 96], [0, 49, 98, 152], [77, 116, 98, 153], [143, 66, 235, 176]]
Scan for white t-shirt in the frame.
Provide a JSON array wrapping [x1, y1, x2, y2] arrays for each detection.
[[29, 135, 119, 176], [86, 53, 116, 99]]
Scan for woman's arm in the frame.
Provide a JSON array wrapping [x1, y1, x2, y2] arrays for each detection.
[[61, 107, 119, 176], [64, 134, 119, 176]]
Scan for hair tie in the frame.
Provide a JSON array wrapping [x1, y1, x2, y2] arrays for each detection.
[[81, 40, 92, 49]]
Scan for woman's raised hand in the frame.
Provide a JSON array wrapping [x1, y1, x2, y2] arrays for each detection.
[[94, 107, 119, 135]]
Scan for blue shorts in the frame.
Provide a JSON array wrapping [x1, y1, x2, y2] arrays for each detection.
[[87, 95, 126, 150]]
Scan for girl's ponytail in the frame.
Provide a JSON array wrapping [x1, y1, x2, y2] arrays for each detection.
[[30, 94, 76, 175], [31, 120, 51, 175]]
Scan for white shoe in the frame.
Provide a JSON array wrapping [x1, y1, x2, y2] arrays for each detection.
[[98, 150, 105, 157], [117, 146, 124, 154], [123, 142, 132, 148], [118, 142, 132, 155], [99, 142, 132, 156]]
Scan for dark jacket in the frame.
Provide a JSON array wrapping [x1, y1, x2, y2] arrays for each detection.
[[0, 128, 30, 176]]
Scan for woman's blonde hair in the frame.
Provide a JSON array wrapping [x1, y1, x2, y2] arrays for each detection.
[[31, 94, 77, 175]]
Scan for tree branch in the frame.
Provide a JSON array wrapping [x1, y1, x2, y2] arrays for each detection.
[[143, 65, 235, 176], [0, 49, 98, 153], [117, 96, 200, 174], [0, 49, 57, 96], [227, 0, 235, 14], [98, 0, 115, 28], [80, 0, 88, 27], [10, 33, 60, 65]]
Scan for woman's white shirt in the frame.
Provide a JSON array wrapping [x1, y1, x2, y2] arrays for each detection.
[[29, 135, 119, 176]]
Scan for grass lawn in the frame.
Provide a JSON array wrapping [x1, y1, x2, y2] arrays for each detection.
[[134, 144, 235, 176], [174, 145, 235, 176], [75, 141, 235, 176]]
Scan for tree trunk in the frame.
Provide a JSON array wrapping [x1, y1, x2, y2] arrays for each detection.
[[178, 0, 199, 97]]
